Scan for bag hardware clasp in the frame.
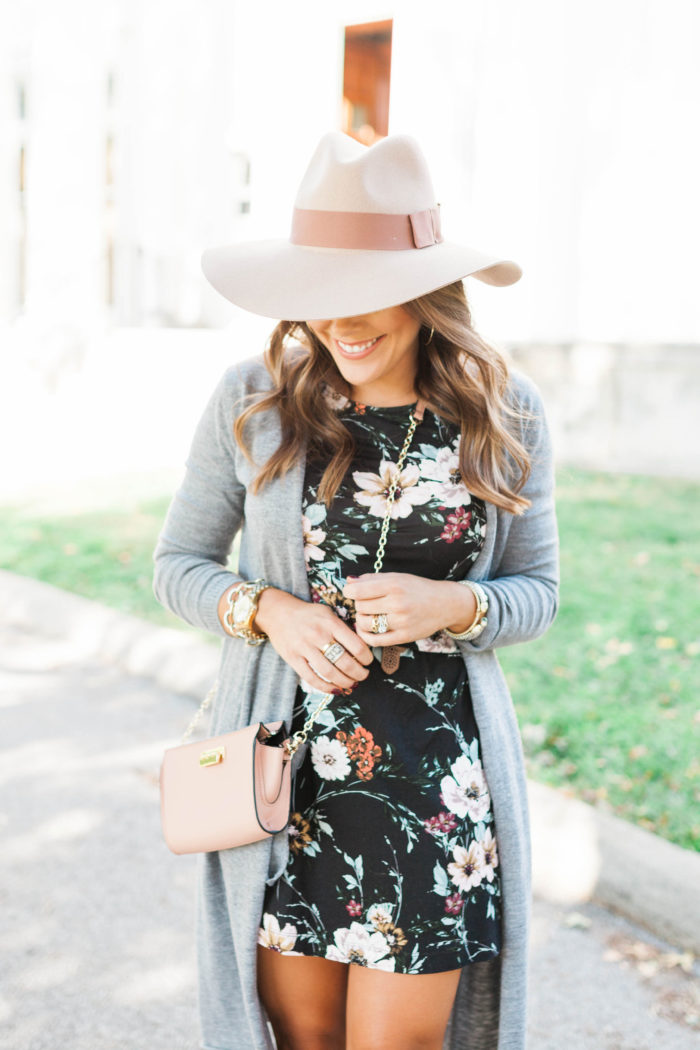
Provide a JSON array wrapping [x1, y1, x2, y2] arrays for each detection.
[[200, 747, 225, 767]]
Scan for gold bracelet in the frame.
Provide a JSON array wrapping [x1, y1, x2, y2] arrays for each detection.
[[444, 581, 489, 641], [222, 582, 245, 637], [222, 579, 270, 645]]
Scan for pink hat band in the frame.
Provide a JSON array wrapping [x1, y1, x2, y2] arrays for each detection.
[[290, 205, 443, 251]]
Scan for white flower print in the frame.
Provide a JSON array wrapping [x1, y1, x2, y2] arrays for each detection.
[[353, 461, 432, 519], [367, 903, 393, 929], [257, 914, 301, 954], [447, 841, 485, 893], [423, 678, 445, 706], [440, 755, 491, 822], [480, 828, 499, 882], [302, 512, 326, 567], [414, 631, 458, 654], [325, 922, 396, 970], [311, 737, 351, 781], [321, 382, 351, 411], [419, 439, 472, 507]]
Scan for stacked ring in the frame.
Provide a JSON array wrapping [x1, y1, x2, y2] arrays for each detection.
[[322, 641, 346, 665], [371, 613, 389, 635]]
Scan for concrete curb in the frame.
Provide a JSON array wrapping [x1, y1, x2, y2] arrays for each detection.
[[3, 569, 699, 955]]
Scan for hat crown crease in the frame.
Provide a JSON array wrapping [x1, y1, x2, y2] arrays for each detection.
[[295, 133, 437, 216]]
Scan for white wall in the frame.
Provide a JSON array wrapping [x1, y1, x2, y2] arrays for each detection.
[[3, 0, 699, 346], [389, 0, 700, 347]]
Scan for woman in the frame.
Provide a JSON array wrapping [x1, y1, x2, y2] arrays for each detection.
[[153, 131, 559, 1050]]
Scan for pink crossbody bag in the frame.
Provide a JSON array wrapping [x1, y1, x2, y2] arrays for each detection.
[[159, 686, 328, 854]]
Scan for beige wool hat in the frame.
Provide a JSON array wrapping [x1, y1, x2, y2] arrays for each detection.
[[201, 131, 522, 320]]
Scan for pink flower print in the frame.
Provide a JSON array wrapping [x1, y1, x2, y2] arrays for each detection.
[[444, 893, 464, 915], [440, 521, 462, 544], [423, 811, 458, 836], [440, 506, 472, 544], [345, 899, 363, 918]]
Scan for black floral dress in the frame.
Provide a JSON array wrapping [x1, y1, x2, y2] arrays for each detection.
[[258, 390, 502, 974]]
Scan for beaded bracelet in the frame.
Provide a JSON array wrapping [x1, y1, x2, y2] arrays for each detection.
[[444, 580, 489, 641]]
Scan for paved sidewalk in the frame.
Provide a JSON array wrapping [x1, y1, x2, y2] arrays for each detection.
[[1, 621, 698, 1049]]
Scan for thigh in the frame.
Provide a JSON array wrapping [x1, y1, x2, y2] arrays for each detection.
[[256, 945, 349, 1050], [346, 965, 462, 1050]]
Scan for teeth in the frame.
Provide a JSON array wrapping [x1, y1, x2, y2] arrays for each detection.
[[337, 336, 381, 354]]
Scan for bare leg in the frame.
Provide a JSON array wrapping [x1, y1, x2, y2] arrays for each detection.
[[256, 945, 349, 1050], [346, 965, 462, 1050]]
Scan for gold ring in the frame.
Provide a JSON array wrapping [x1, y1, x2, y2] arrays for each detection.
[[371, 613, 389, 635]]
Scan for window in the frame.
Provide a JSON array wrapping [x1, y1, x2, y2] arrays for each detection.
[[342, 20, 393, 144]]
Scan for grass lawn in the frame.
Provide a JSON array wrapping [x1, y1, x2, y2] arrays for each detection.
[[1, 466, 698, 851]]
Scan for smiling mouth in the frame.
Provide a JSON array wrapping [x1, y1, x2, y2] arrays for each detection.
[[334, 335, 385, 358]]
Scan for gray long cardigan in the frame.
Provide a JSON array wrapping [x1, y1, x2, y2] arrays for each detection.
[[153, 354, 559, 1050]]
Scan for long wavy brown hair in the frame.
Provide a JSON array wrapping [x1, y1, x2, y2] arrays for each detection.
[[233, 281, 533, 514]]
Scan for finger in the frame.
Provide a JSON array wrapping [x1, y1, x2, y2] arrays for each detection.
[[355, 611, 401, 634], [305, 647, 361, 691], [356, 613, 405, 642], [304, 655, 358, 693], [310, 606, 374, 664], [354, 625, 403, 647], [327, 626, 374, 667], [352, 597, 394, 616], [343, 574, 392, 602], [316, 638, 370, 680], [328, 648, 372, 680]]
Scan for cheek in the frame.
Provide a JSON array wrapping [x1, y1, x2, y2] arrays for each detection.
[[306, 324, 331, 349]]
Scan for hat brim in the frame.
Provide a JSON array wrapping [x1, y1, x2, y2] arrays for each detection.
[[200, 239, 522, 321]]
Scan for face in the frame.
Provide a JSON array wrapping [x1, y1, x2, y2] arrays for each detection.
[[306, 306, 422, 406]]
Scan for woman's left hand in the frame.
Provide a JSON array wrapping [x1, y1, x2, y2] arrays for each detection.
[[343, 572, 477, 646]]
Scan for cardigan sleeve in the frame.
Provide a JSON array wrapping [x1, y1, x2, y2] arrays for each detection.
[[152, 367, 247, 637], [456, 371, 560, 652]]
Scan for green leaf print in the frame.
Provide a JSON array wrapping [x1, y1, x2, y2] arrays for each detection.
[[305, 503, 327, 526], [418, 443, 439, 461], [432, 861, 450, 897], [336, 543, 370, 560]]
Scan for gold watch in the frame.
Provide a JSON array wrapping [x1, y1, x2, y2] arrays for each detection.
[[223, 579, 270, 645]]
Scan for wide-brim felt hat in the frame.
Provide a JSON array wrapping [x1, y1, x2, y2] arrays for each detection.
[[201, 131, 522, 320]]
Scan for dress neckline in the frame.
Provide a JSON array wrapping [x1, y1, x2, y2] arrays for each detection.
[[343, 397, 420, 418], [322, 382, 420, 418]]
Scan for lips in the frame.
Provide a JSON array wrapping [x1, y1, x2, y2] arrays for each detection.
[[334, 335, 385, 359]]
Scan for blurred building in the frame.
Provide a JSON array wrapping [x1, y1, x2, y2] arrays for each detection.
[[1, 0, 699, 482]]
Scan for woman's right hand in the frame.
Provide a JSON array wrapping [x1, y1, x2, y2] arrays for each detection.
[[222, 586, 374, 694]]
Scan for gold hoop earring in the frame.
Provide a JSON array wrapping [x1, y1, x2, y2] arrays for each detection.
[[425, 326, 435, 344]]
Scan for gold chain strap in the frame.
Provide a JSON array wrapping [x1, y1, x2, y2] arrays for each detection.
[[372, 410, 420, 574], [284, 403, 423, 758], [180, 682, 218, 745]]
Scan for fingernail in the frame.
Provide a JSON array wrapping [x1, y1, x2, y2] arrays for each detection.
[[342, 688, 353, 696], [331, 689, 343, 696], [346, 575, 358, 581]]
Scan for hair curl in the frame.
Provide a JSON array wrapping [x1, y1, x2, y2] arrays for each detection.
[[233, 281, 532, 514]]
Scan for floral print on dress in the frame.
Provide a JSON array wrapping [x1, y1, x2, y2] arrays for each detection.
[[419, 435, 473, 507], [260, 398, 501, 974], [353, 460, 433, 519]]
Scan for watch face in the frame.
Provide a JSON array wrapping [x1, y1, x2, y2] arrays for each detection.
[[233, 593, 254, 627]]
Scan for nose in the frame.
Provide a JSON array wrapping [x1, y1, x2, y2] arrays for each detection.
[[328, 316, 372, 336]]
